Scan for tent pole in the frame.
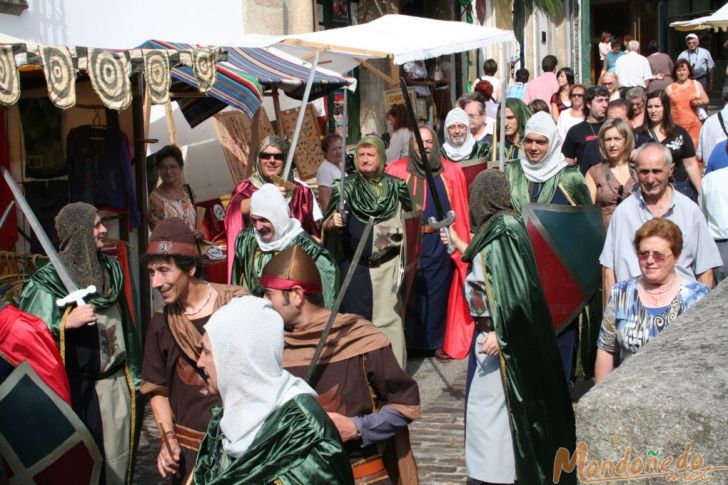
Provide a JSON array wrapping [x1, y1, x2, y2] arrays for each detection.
[[282, 50, 320, 180], [164, 101, 179, 147], [272, 87, 284, 136], [248, 108, 262, 178], [132, 73, 152, 335]]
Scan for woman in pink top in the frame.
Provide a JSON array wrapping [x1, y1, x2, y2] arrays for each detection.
[[666, 59, 708, 147]]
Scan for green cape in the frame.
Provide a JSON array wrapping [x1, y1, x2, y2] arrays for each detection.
[[18, 255, 141, 390], [194, 394, 354, 485], [325, 172, 412, 224], [463, 214, 576, 485], [505, 161, 592, 213], [440, 138, 492, 163], [231, 228, 336, 308]]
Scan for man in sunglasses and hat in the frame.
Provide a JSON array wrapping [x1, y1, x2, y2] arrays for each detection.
[[141, 218, 248, 483]]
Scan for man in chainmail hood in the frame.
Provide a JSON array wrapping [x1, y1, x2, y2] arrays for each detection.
[[20, 202, 142, 484]]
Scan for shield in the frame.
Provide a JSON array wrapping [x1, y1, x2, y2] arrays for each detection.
[[400, 209, 422, 322], [459, 157, 500, 187], [0, 362, 102, 485], [522, 204, 605, 334]]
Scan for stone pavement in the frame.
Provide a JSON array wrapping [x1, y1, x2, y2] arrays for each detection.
[[133, 353, 470, 484]]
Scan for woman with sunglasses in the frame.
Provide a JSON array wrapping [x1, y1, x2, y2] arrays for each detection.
[[637, 90, 701, 201], [585, 118, 638, 229], [556, 84, 586, 142], [594, 218, 709, 383], [225, 135, 322, 281]]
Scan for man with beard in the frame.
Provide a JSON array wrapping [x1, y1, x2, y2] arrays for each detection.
[[440, 107, 492, 167], [231, 183, 336, 306], [141, 218, 248, 483], [386, 125, 472, 361], [261, 246, 421, 484], [20, 202, 142, 484], [193, 296, 354, 484]]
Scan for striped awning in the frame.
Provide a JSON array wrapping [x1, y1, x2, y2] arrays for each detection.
[[142, 40, 353, 128]]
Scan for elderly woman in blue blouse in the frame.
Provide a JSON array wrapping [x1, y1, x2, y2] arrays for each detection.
[[594, 218, 710, 383]]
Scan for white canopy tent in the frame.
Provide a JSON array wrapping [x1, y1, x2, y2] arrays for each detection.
[[670, 3, 728, 31], [273, 14, 516, 75]]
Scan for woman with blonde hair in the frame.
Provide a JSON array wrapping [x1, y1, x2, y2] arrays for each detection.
[[598, 71, 621, 101], [585, 118, 638, 228]]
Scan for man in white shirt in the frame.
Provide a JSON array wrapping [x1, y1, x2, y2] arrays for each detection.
[[696, 85, 728, 162], [474, 58, 502, 102], [701, 164, 728, 283], [458, 92, 489, 142], [615, 40, 659, 94]]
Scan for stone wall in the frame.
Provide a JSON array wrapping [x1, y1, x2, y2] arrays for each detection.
[[573, 279, 728, 484]]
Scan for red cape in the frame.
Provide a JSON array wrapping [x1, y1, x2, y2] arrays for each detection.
[[224, 179, 320, 283], [0, 305, 71, 404], [385, 158, 474, 359]]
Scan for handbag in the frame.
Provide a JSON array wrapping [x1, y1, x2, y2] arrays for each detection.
[[693, 80, 709, 122]]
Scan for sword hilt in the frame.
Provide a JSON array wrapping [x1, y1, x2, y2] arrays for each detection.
[[428, 211, 456, 254], [57, 285, 98, 325]]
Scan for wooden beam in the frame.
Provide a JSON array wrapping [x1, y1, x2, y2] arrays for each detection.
[[164, 101, 179, 147], [271, 87, 284, 137], [282, 38, 391, 58], [355, 58, 397, 87]]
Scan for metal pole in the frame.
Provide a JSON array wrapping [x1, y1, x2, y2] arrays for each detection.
[[282, 50, 320, 180]]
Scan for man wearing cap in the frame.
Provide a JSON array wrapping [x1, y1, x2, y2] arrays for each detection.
[[231, 183, 336, 307], [678, 33, 715, 92], [261, 246, 421, 484], [19, 202, 141, 484], [141, 218, 248, 483], [194, 295, 354, 484]]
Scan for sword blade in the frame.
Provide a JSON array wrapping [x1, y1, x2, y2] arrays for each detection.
[[282, 51, 320, 181], [398, 77, 447, 219], [1, 166, 80, 295], [305, 216, 375, 383]]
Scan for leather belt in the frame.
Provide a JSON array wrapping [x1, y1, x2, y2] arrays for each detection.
[[174, 424, 205, 452], [474, 316, 494, 333], [68, 362, 124, 381], [351, 456, 388, 483], [360, 248, 398, 268], [421, 225, 437, 234]]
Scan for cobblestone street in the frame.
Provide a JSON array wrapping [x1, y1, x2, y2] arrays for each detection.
[[133, 354, 469, 484]]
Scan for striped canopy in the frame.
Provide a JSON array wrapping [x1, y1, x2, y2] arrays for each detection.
[[141, 40, 352, 127]]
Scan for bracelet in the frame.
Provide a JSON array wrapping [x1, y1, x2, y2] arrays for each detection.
[[163, 431, 178, 440]]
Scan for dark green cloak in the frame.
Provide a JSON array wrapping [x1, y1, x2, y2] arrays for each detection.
[[440, 138, 492, 163], [463, 214, 576, 485], [505, 160, 592, 213], [324, 172, 412, 225], [231, 228, 336, 308], [193, 394, 354, 485]]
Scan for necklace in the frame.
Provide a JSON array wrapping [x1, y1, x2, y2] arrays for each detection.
[[641, 274, 677, 305], [184, 281, 213, 316]]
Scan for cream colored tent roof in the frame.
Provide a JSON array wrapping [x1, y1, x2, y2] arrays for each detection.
[[670, 3, 728, 31]]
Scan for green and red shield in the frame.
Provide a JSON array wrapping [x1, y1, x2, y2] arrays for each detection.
[[0, 361, 102, 484], [522, 204, 605, 334]]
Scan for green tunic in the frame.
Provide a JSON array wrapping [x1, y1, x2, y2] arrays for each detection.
[[18, 255, 142, 484], [193, 394, 354, 485], [231, 228, 336, 308], [463, 215, 576, 485]]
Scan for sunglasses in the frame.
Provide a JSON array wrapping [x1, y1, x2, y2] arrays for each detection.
[[260, 152, 284, 161], [571, 93, 584, 98], [616, 184, 624, 203], [637, 250, 670, 263]]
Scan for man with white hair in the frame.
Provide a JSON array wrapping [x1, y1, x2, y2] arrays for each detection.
[[678, 33, 715, 92], [193, 296, 354, 484], [440, 107, 492, 164], [231, 183, 335, 306], [600, 142, 722, 299], [615, 40, 661, 93]]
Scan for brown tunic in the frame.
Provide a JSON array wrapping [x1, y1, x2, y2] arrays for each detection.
[[587, 161, 637, 228], [284, 313, 420, 484], [141, 312, 221, 483]]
